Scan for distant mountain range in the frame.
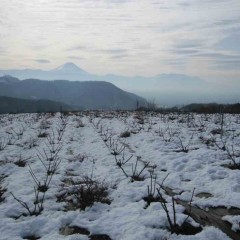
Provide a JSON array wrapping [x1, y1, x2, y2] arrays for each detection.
[[0, 75, 147, 111], [181, 103, 240, 114], [0, 62, 206, 92], [0, 62, 202, 80], [0, 63, 92, 82], [1, 62, 238, 106]]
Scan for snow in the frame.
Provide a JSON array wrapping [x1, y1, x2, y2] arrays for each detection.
[[53, 62, 86, 74], [0, 112, 239, 239]]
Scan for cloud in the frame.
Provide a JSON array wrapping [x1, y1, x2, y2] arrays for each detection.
[[212, 60, 240, 70], [67, 56, 85, 60], [66, 45, 89, 51], [0, 47, 8, 54], [98, 48, 128, 54], [30, 44, 50, 50], [178, 2, 191, 7], [193, 52, 240, 60], [174, 41, 204, 49], [34, 59, 51, 64], [163, 59, 186, 66], [215, 33, 240, 52], [173, 49, 199, 55], [107, 0, 132, 3], [0, 0, 239, 83], [66, 46, 128, 56], [110, 54, 129, 59], [214, 18, 240, 26], [192, 52, 240, 70], [169, 40, 204, 57]]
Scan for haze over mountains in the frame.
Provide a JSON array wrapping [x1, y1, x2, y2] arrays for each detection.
[[0, 75, 147, 111], [0, 62, 239, 106]]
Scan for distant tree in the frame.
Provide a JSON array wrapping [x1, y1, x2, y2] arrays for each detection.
[[147, 98, 157, 111], [136, 99, 139, 110]]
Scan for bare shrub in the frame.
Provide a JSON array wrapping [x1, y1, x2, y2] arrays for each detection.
[[143, 171, 168, 207], [75, 117, 85, 128], [156, 127, 177, 142], [38, 131, 48, 138], [12, 126, 25, 139], [11, 141, 62, 216], [114, 155, 149, 182], [211, 128, 223, 135], [108, 139, 125, 156], [57, 176, 111, 211], [39, 119, 51, 130], [0, 174, 7, 203], [0, 137, 7, 151], [226, 145, 240, 169], [130, 156, 149, 182], [157, 188, 199, 235], [24, 137, 38, 149], [14, 155, 31, 167], [175, 134, 197, 153], [68, 154, 87, 163], [114, 154, 133, 178], [120, 131, 131, 138], [6, 134, 16, 145]]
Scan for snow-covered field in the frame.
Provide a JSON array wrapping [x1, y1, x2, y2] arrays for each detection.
[[0, 111, 239, 240]]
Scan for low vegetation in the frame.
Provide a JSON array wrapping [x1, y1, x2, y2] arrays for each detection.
[[0, 110, 239, 239]]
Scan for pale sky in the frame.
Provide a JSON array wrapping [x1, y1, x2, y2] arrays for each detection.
[[0, 0, 240, 85]]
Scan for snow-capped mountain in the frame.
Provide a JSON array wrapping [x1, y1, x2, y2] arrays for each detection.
[[1, 62, 230, 106], [52, 62, 88, 74]]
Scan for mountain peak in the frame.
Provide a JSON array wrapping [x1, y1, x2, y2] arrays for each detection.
[[53, 62, 86, 73], [0, 75, 19, 84]]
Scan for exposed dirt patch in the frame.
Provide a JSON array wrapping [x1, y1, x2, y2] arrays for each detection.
[[22, 235, 41, 240], [59, 226, 112, 240], [143, 195, 166, 208], [221, 163, 240, 170], [196, 192, 213, 198], [163, 187, 240, 240], [59, 225, 90, 236], [168, 222, 202, 235], [89, 234, 112, 240]]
